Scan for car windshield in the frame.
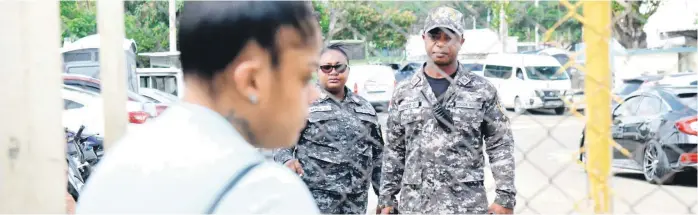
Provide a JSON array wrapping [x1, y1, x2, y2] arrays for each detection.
[[525, 66, 569, 80]]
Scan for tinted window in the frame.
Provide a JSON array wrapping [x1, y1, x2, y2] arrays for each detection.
[[64, 99, 84, 110], [484, 65, 512, 79], [140, 76, 150, 88], [691, 81, 697, 86], [614, 96, 642, 117], [636, 96, 663, 116], [524, 66, 569, 80], [676, 93, 697, 110], [151, 76, 179, 96], [462, 63, 483, 71]]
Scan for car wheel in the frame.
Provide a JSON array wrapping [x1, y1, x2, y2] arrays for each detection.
[[642, 144, 676, 185], [554, 107, 566, 115], [514, 97, 527, 114]]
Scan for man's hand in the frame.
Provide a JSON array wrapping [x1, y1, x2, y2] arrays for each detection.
[[378, 206, 393, 214], [488, 203, 513, 214], [66, 192, 76, 214], [284, 159, 303, 176]]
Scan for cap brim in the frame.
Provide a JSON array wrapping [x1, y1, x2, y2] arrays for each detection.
[[425, 25, 462, 36]]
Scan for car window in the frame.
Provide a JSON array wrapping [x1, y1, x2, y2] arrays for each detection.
[[66, 66, 100, 79], [524, 66, 569, 80], [484, 65, 512, 79], [676, 93, 697, 110], [462, 63, 483, 72], [614, 96, 642, 117], [636, 96, 663, 116], [64, 99, 84, 110], [691, 81, 697, 86]]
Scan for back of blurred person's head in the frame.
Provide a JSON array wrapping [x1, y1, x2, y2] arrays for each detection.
[[178, 1, 322, 149]]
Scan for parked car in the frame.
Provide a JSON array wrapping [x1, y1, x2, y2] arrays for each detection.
[[346, 64, 396, 111], [62, 85, 151, 125], [395, 62, 422, 84], [656, 72, 698, 87], [578, 86, 697, 184], [62, 74, 163, 117], [139, 88, 179, 115], [481, 53, 572, 115]]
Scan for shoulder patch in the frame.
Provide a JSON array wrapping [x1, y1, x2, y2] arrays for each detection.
[[309, 104, 332, 112]]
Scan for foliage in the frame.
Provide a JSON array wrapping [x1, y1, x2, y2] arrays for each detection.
[[60, 0, 184, 66], [317, 1, 417, 50]]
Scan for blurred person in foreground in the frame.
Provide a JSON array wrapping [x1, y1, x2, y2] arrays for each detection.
[[377, 6, 516, 214], [76, 1, 322, 213], [274, 44, 384, 214]]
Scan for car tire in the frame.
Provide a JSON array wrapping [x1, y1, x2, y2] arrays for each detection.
[[642, 143, 676, 185], [514, 97, 527, 114], [554, 107, 566, 115]]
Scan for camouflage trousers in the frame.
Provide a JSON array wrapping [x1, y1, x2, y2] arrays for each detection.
[[310, 189, 368, 214], [398, 180, 489, 214]]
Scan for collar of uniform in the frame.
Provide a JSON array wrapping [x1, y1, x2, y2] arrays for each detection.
[[316, 85, 361, 104], [412, 61, 472, 87]]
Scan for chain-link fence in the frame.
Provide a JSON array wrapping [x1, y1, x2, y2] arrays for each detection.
[[274, 1, 697, 214]]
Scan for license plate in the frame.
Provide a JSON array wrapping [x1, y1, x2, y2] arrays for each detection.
[[546, 101, 563, 106]]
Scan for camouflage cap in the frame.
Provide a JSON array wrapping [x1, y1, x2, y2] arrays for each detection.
[[423, 6, 465, 37]]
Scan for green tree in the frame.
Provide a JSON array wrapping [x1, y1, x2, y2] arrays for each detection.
[[60, 1, 98, 41], [327, 1, 417, 50]]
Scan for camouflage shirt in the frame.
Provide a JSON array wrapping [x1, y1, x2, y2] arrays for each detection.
[[275, 87, 384, 195], [379, 63, 517, 213]]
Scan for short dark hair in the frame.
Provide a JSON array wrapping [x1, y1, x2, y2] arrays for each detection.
[[321, 43, 350, 64], [178, 1, 317, 80]]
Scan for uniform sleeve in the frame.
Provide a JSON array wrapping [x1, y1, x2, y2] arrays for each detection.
[[378, 99, 406, 208], [482, 90, 517, 209], [274, 126, 309, 164], [273, 147, 295, 164], [369, 118, 385, 196]]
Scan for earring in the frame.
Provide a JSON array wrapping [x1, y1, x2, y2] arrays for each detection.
[[248, 94, 258, 104]]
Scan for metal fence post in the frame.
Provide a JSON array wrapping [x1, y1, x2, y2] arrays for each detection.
[[97, 0, 127, 150], [0, 1, 65, 213], [583, 0, 612, 213]]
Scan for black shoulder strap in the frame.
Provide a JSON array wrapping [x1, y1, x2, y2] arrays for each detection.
[[204, 161, 263, 214]]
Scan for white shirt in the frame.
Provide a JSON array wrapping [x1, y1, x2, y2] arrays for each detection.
[[76, 103, 320, 214]]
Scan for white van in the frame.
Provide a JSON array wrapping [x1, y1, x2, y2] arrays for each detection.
[[136, 68, 185, 99], [482, 53, 572, 115]]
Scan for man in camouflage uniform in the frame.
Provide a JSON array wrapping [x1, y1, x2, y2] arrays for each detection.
[[378, 6, 516, 214], [275, 86, 384, 214]]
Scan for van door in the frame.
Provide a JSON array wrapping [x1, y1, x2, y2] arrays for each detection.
[[483, 64, 514, 108]]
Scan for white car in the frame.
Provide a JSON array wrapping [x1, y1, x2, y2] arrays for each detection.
[[345, 64, 396, 111], [139, 87, 179, 104], [656, 72, 698, 87], [62, 85, 152, 136]]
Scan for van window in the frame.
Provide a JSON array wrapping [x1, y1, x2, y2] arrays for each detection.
[[484, 65, 512, 79], [525, 66, 569, 80], [66, 66, 100, 79], [141, 76, 179, 96]]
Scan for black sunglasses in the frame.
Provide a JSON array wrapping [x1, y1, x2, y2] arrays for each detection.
[[320, 64, 348, 73]]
